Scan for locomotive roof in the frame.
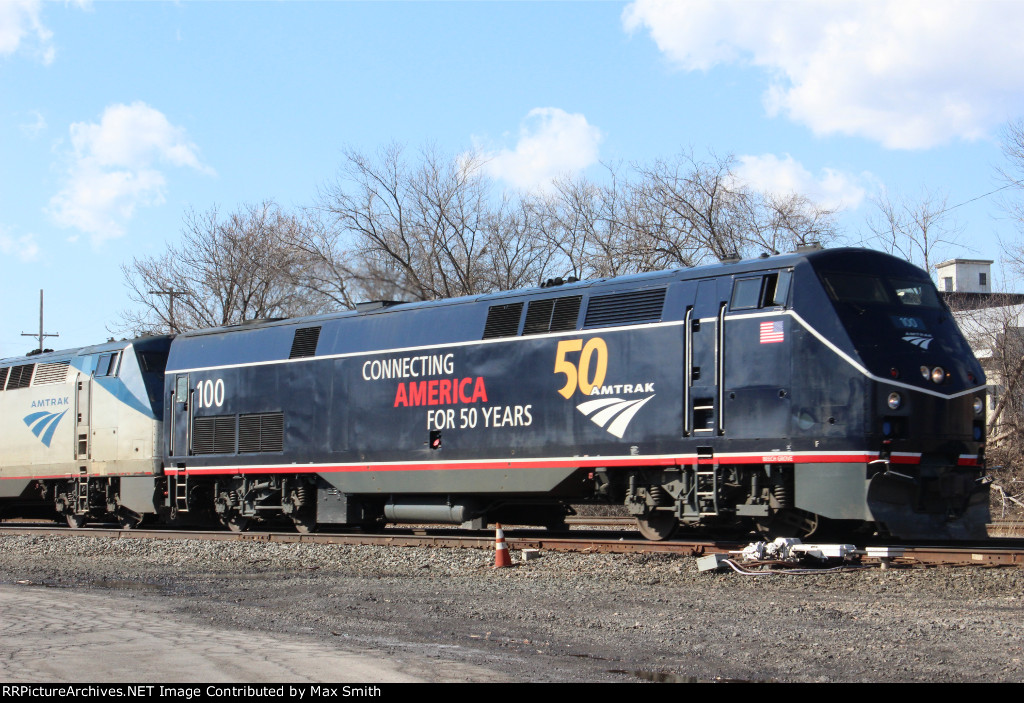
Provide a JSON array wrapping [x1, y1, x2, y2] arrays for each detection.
[[2, 247, 927, 364], [0, 334, 172, 366], [174, 246, 854, 341]]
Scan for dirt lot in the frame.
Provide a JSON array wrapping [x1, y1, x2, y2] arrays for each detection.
[[0, 533, 1022, 683]]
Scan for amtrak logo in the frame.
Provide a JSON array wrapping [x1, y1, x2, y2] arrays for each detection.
[[23, 409, 68, 448], [576, 396, 654, 438], [902, 333, 934, 350]]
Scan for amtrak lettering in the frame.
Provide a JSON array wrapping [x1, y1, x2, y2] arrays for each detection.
[[589, 383, 655, 395], [30, 397, 69, 408]]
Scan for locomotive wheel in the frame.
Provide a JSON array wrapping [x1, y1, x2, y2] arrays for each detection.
[[223, 515, 251, 533], [755, 508, 819, 539], [117, 509, 143, 530], [359, 516, 388, 533], [66, 513, 88, 529], [291, 513, 317, 534], [544, 519, 570, 534], [636, 512, 678, 541]]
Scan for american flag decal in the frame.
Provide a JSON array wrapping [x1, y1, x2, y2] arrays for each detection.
[[759, 320, 784, 344]]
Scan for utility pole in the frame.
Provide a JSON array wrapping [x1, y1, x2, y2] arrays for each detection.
[[148, 289, 189, 333], [21, 289, 59, 354]]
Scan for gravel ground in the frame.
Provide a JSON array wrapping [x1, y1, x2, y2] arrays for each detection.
[[0, 533, 1022, 683]]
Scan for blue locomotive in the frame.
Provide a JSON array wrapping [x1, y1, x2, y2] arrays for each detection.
[[0, 247, 991, 540]]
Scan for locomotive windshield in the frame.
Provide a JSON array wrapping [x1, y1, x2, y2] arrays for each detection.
[[821, 272, 942, 308], [816, 265, 980, 388]]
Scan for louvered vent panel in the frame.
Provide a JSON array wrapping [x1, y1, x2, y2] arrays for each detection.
[[0, 367, 8, 391], [259, 413, 284, 452], [482, 303, 523, 339], [522, 296, 582, 335], [192, 415, 236, 455], [583, 289, 666, 328], [550, 296, 582, 332], [214, 416, 236, 454], [33, 361, 70, 385], [192, 417, 215, 454], [238, 413, 284, 453], [238, 415, 262, 453], [289, 326, 322, 359], [522, 299, 554, 335], [6, 364, 34, 390]]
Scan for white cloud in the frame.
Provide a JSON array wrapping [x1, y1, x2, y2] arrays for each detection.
[[734, 154, 869, 211], [20, 109, 46, 138], [49, 102, 212, 243], [623, 0, 1024, 149], [478, 108, 603, 190], [0, 0, 54, 64], [0, 229, 40, 263]]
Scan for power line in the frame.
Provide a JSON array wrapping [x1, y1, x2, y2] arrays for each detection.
[[933, 183, 1015, 218], [149, 289, 189, 333]]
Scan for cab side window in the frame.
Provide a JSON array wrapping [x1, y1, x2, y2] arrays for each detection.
[[730, 271, 791, 311], [95, 352, 122, 377]]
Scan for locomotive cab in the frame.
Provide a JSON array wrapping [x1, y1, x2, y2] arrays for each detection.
[[0, 335, 172, 527], [791, 250, 990, 539]]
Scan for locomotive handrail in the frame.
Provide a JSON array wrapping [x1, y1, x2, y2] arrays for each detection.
[[73, 372, 81, 461], [187, 387, 194, 457], [684, 306, 693, 436], [716, 302, 726, 436]]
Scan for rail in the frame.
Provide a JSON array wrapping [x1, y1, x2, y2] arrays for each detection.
[[1, 522, 1022, 567]]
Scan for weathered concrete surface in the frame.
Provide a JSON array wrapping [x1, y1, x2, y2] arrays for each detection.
[[0, 585, 493, 683]]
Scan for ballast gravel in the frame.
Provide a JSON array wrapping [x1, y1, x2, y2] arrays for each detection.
[[0, 532, 1022, 683]]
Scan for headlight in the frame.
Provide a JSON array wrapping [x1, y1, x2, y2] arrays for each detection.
[[930, 367, 946, 384], [887, 392, 902, 410], [974, 397, 984, 415]]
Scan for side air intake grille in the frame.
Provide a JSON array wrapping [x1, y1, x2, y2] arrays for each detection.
[[482, 303, 523, 339], [192, 415, 237, 455], [34, 361, 70, 385], [238, 413, 284, 453], [523, 296, 582, 335], [5, 364, 34, 390], [289, 327, 321, 359], [0, 367, 8, 391], [583, 289, 666, 328]]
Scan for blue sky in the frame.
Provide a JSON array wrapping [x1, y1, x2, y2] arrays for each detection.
[[3, 0, 1024, 356]]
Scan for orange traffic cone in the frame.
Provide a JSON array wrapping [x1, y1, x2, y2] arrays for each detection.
[[493, 523, 512, 568]]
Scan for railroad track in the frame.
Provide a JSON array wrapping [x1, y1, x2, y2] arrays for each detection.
[[1, 522, 1022, 568]]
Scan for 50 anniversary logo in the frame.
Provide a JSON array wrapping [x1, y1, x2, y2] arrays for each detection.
[[553, 338, 655, 439]]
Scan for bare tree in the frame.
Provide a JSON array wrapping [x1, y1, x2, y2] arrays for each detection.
[[117, 201, 332, 335], [532, 151, 841, 278], [748, 191, 839, 254], [996, 119, 1024, 284], [866, 188, 962, 274], [316, 145, 503, 301], [537, 166, 645, 280], [636, 151, 748, 264], [121, 144, 847, 339], [480, 194, 558, 290], [952, 296, 1024, 518]]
